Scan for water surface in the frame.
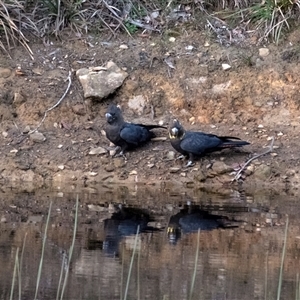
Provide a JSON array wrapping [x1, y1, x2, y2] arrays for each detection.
[[0, 184, 299, 300]]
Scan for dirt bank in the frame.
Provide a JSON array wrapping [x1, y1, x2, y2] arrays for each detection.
[[1, 29, 300, 193]]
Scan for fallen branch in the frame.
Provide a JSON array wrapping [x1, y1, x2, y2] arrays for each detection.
[[28, 71, 72, 134], [231, 136, 275, 182]]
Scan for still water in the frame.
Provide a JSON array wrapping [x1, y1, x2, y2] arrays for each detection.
[[0, 184, 300, 300]]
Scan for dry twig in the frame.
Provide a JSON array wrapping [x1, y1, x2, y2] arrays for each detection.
[[28, 71, 72, 134], [232, 136, 275, 182]]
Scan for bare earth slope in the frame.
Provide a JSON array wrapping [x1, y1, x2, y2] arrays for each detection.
[[1, 29, 300, 193]]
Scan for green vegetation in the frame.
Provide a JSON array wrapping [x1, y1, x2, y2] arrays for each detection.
[[0, 0, 299, 56]]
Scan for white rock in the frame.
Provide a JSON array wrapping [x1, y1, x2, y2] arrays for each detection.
[[58, 144, 63, 149], [169, 37, 176, 42], [185, 45, 194, 51], [119, 44, 128, 49], [89, 147, 107, 155], [259, 48, 270, 57], [129, 170, 137, 175], [222, 63, 231, 70], [58, 165, 65, 170], [2, 131, 8, 138]]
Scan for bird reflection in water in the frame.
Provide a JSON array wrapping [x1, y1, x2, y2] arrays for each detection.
[[167, 201, 239, 244], [87, 205, 157, 257]]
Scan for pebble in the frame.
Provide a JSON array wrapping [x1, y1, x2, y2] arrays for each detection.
[[259, 48, 270, 57], [105, 165, 115, 172], [57, 192, 64, 198], [166, 151, 175, 160], [169, 167, 180, 173], [129, 170, 137, 175], [258, 124, 264, 128], [222, 63, 231, 70], [89, 147, 107, 155], [88, 172, 98, 177], [30, 132, 46, 143], [23, 126, 30, 134], [169, 37, 176, 42], [58, 144, 63, 149], [185, 45, 194, 51], [114, 158, 126, 168], [57, 165, 64, 170], [119, 44, 128, 49], [0, 68, 12, 78], [2, 131, 8, 138]]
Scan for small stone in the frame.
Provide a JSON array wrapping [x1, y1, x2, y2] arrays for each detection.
[[129, 170, 137, 175], [10, 149, 18, 153], [222, 63, 231, 70], [89, 172, 98, 176], [57, 192, 64, 198], [72, 104, 86, 116], [277, 132, 283, 136], [30, 132, 46, 143], [0, 68, 12, 78], [110, 149, 117, 156], [13, 92, 26, 105], [58, 165, 65, 170], [89, 147, 107, 155], [244, 165, 254, 176], [253, 164, 272, 180], [0, 216, 7, 223], [27, 215, 43, 223], [258, 124, 264, 128], [169, 167, 181, 173], [114, 158, 126, 168], [270, 153, 278, 157], [148, 163, 155, 168], [259, 48, 270, 57], [119, 44, 128, 49], [88, 204, 106, 212], [189, 116, 195, 123], [169, 37, 176, 42], [2, 131, 8, 138], [58, 144, 63, 149], [166, 151, 175, 160], [151, 137, 167, 141], [204, 41, 210, 47], [185, 45, 194, 51], [180, 172, 186, 177], [105, 165, 115, 172], [22, 126, 30, 134], [211, 161, 233, 175]]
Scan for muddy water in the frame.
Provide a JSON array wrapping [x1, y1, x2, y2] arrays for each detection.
[[1, 184, 300, 300]]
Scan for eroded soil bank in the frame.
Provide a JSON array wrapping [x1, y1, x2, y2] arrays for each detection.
[[1, 29, 300, 193]]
